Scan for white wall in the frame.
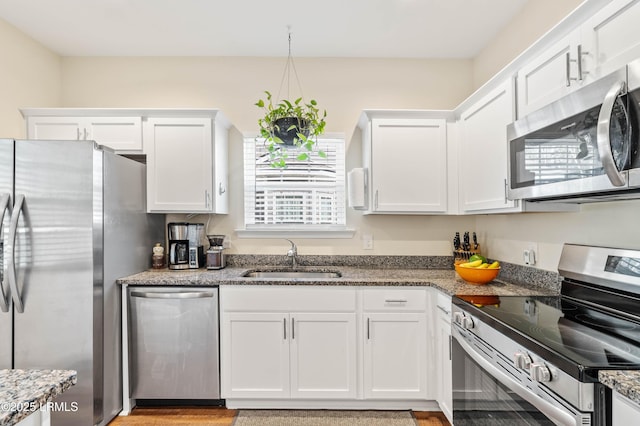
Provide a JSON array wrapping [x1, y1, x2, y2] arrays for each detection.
[[0, 18, 61, 138], [60, 56, 477, 255]]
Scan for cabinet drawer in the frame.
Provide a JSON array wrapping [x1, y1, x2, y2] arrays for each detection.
[[363, 288, 427, 311], [221, 286, 357, 312], [435, 290, 452, 313]]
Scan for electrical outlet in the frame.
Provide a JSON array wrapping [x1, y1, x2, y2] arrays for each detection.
[[362, 234, 373, 250], [523, 249, 536, 266]]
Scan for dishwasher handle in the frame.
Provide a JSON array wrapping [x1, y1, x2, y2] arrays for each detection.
[[130, 290, 214, 299]]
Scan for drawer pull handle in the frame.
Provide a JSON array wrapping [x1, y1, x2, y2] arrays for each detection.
[[384, 299, 407, 303], [437, 305, 451, 315]]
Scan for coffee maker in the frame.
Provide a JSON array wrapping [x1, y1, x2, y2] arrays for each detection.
[[187, 223, 205, 269], [206, 235, 226, 269], [167, 222, 189, 270]]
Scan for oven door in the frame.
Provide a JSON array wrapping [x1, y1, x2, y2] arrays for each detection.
[[452, 325, 591, 426], [507, 65, 639, 201]]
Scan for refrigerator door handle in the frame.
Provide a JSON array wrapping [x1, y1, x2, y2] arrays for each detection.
[[7, 194, 24, 313], [0, 193, 11, 313]]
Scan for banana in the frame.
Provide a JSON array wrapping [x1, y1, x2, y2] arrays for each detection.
[[488, 261, 500, 269], [460, 259, 483, 268], [477, 263, 489, 269]]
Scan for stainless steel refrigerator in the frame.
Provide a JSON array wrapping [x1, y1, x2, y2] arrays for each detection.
[[0, 139, 164, 426]]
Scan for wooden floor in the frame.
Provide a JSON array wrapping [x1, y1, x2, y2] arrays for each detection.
[[108, 407, 451, 425]]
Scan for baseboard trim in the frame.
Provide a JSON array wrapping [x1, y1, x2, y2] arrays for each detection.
[[225, 399, 440, 411]]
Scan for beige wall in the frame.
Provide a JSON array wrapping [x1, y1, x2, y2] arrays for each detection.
[[477, 200, 640, 271], [472, 0, 583, 89], [6, 4, 628, 266], [61, 57, 472, 131], [61, 56, 476, 255], [0, 18, 61, 138]]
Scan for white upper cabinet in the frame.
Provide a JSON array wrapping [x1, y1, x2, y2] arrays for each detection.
[[516, 30, 590, 118], [24, 111, 143, 153], [358, 111, 450, 214], [517, 0, 640, 118], [458, 78, 519, 213], [581, 0, 640, 78], [23, 108, 231, 214], [144, 113, 229, 214]]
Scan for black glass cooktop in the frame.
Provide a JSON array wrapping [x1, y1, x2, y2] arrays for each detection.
[[454, 294, 640, 381]]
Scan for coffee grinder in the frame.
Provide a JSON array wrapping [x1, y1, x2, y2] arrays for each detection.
[[167, 222, 189, 270], [206, 235, 226, 269]]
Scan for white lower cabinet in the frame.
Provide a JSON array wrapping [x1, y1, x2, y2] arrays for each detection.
[[433, 290, 453, 423], [220, 287, 358, 401], [363, 312, 428, 399], [612, 391, 640, 425], [290, 313, 357, 399], [222, 312, 357, 399], [222, 312, 290, 398], [220, 286, 434, 409]]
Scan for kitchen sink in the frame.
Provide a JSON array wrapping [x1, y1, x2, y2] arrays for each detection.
[[242, 270, 342, 279]]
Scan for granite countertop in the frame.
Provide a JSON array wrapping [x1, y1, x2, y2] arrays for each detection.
[[117, 266, 557, 297], [599, 371, 640, 405], [0, 369, 77, 426]]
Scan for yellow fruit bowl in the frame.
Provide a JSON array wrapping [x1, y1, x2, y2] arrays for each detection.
[[455, 264, 500, 285]]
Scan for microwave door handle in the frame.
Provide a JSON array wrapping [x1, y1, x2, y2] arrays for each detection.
[[596, 80, 627, 187], [453, 329, 580, 426], [0, 193, 11, 312], [7, 194, 24, 313]]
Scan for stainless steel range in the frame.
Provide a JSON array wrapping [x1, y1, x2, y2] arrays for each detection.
[[451, 244, 640, 425]]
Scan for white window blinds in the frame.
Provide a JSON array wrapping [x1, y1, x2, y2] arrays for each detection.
[[244, 137, 346, 229]]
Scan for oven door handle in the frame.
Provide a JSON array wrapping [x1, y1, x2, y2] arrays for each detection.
[[453, 328, 581, 426], [596, 80, 627, 187]]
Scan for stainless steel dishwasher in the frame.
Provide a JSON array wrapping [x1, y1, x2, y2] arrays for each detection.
[[128, 286, 220, 400]]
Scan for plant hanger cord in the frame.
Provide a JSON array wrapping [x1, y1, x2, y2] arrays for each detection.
[[275, 27, 305, 103]]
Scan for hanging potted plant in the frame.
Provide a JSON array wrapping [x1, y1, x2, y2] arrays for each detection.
[[254, 30, 328, 168], [256, 90, 327, 167]]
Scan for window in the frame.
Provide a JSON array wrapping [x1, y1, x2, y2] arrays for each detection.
[[242, 136, 348, 236]]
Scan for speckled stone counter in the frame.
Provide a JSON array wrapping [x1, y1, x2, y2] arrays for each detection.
[[118, 266, 557, 297], [599, 371, 640, 404], [0, 369, 77, 426]]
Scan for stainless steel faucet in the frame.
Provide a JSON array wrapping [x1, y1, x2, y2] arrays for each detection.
[[285, 239, 298, 268]]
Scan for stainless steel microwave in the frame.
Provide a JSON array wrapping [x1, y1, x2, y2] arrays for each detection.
[[507, 58, 640, 203]]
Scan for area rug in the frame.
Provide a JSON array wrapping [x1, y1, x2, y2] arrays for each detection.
[[233, 410, 417, 426]]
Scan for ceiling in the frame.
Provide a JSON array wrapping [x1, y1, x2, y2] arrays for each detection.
[[0, 0, 530, 58]]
